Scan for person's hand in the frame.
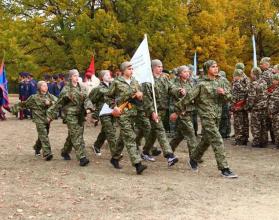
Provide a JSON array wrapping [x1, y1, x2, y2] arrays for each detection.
[[217, 87, 225, 95], [47, 118, 52, 123], [45, 100, 50, 106], [152, 112, 159, 122], [179, 88, 186, 96], [170, 113, 178, 122], [112, 107, 121, 117], [135, 91, 143, 100]]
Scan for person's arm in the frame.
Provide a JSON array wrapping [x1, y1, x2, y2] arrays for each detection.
[[47, 88, 68, 120]]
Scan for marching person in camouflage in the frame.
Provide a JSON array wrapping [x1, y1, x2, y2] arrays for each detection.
[[169, 65, 198, 157], [47, 69, 92, 166], [246, 67, 268, 148], [171, 60, 237, 178], [141, 59, 181, 166], [106, 61, 147, 174], [12, 81, 57, 160], [260, 57, 275, 144], [88, 70, 123, 169], [231, 69, 249, 145], [267, 73, 279, 148], [218, 71, 231, 138]]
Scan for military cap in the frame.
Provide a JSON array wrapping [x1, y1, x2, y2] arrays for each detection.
[[151, 59, 163, 68], [251, 67, 262, 77], [233, 69, 243, 77], [203, 60, 217, 74], [177, 65, 190, 74], [260, 57, 271, 64], [120, 61, 132, 71], [68, 69, 79, 78], [219, 70, 227, 78], [273, 64, 279, 71], [235, 63, 245, 71]]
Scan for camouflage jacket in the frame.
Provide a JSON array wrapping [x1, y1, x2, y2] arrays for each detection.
[[268, 86, 279, 115], [105, 76, 142, 116], [142, 75, 181, 116], [260, 68, 273, 88], [47, 82, 93, 120], [171, 77, 195, 112], [13, 92, 57, 124], [247, 78, 267, 110], [88, 82, 111, 117], [175, 76, 231, 119], [232, 79, 248, 106]]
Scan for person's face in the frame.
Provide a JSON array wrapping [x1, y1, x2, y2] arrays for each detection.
[[152, 65, 163, 75], [207, 63, 219, 76], [250, 71, 256, 80], [123, 66, 133, 78], [103, 72, 112, 83], [261, 63, 270, 70], [272, 79, 279, 85], [71, 73, 79, 84], [40, 82, 48, 93], [233, 76, 241, 81], [180, 70, 190, 80]]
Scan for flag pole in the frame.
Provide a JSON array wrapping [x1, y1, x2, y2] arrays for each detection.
[[193, 51, 197, 78], [252, 35, 257, 68], [144, 34, 158, 121]]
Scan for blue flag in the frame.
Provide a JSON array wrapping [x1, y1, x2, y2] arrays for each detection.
[[0, 59, 9, 108]]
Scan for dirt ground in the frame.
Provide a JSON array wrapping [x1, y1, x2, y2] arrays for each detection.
[[1, 97, 279, 220]]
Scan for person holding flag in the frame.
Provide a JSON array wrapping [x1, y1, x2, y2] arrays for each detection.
[[141, 59, 181, 166], [0, 59, 10, 120]]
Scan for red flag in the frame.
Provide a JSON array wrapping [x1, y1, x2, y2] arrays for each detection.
[[85, 56, 95, 80]]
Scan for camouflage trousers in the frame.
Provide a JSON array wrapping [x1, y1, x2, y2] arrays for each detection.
[[266, 117, 275, 144], [192, 109, 198, 136], [34, 123, 52, 156], [143, 111, 173, 157], [94, 115, 123, 159], [233, 110, 249, 143], [251, 110, 268, 146], [135, 110, 151, 147], [63, 115, 87, 160], [219, 104, 231, 138], [271, 114, 279, 146], [191, 117, 229, 170], [118, 113, 141, 165], [170, 113, 198, 157]]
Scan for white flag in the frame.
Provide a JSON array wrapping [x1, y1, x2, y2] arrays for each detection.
[[131, 35, 154, 84], [99, 103, 113, 116]]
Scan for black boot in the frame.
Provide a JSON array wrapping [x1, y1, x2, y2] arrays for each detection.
[[135, 162, 147, 174], [110, 158, 122, 169], [79, 157, 90, 166], [61, 152, 71, 160], [44, 154, 53, 161]]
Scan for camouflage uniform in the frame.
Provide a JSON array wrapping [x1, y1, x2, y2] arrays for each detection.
[[175, 76, 231, 170], [106, 76, 142, 165], [88, 82, 121, 159], [47, 82, 92, 160], [247, 70, 268, 147], [231, 77, 249, 145], [260, 67, 275, 144], [169, 77, 197, 156], [135, 105, 151, 148], [142, 76, 180, 157], [218, 72, 231, 138], [267, 83, 279, 147], [13, 92, 57, 157]]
